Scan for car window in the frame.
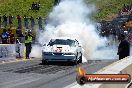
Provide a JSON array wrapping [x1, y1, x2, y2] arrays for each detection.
[[48, 39, 76, 47]]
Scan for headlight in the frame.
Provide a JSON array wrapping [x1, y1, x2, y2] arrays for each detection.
[[42, 46, 52, 52], [68, 48, 76, 53]]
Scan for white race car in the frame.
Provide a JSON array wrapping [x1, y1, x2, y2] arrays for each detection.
[[42, 37, 83, 64]]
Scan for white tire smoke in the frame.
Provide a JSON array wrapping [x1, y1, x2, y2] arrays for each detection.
[[31, 0, 117, 61]]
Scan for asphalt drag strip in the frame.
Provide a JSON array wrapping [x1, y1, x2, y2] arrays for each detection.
[[0, 59, 116, 88]]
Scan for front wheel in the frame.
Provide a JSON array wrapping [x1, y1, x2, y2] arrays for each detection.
[[42, 60, 47, 65]]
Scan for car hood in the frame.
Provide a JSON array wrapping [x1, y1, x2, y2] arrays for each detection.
[[43, 45, 77, 53]]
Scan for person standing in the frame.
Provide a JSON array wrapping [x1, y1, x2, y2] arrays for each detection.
[[31, 2, 35, 10], [30, 16, 35, 30], [17, 15, 22, 29], [16, 30, 24, 43], [1, 29, 9, 44], [3, 15, 8, 28], [24, 15, 29, 29], [25, 31, 33, 59], [9, 14, 14, 28], [8, 29, 15, 44], [54, 0, 60, 5], [36, 1, 40, 10], [0, 14, 2, 28], [117, 34, 130, 60], [38, 17, 43, 30]]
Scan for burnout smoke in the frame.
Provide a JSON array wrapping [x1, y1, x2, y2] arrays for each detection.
[[31, 0, 117, 61]]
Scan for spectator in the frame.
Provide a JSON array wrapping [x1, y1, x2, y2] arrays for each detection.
[[121, 4, 132, 13], [127, 32, 132, 42], [0, 14, 2, 28], [54, 0, 60, 5], [30, 16, 35, 30], [3, 15, 8, 28], [38, 17, 43, 30], [117, 34, 130, 60], [128, 14, 132, 21], [24, 15, 29, 29], [17, 15, 22, 29], [1, 29, 8, 44], [9, 14, 14, 28], [36, 1, 40, 10], [16, 30, 24, 43], [17, 30, 24, 37], [31, 2, 36, 10], [127, 4, 131, 11], [44, 17, 49, 25], [8, 29, 15, 44], [31, 2, 40, 11]]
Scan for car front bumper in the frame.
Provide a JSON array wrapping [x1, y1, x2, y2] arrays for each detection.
[[42, 52, 76, 62]]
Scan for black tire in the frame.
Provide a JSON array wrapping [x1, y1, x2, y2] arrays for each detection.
[[78, 54, 82, 63], [73, 60, 78, 65], [74, 54, 80, 65], [42, 60, 47, 65]]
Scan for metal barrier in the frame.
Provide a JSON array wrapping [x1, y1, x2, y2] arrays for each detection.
[[0, 44, 16, 61], [0, 44, 24, 61]]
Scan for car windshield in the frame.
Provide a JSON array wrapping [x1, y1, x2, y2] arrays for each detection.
[[48, 39, 76, 47]]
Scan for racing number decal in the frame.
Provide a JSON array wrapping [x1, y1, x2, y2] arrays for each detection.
[[55, 48, 62, 52]]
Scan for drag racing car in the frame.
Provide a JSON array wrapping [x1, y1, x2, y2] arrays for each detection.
[[42, 37, 83, 64]]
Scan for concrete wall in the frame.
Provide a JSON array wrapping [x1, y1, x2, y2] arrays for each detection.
[[88, 56, 132, 88], [99, 64, 132, 88], [64, 56, 132, 88], [68, 56, 132, 88], [0, 44, 16, 61], [0, 44, 25, 61]]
